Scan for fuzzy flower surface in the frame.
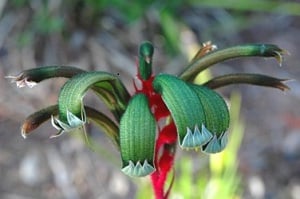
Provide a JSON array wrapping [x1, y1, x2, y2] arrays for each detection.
[[8, 41, 289, 199]]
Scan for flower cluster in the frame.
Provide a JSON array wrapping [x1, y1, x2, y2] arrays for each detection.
[[8, 41, 288, 199]]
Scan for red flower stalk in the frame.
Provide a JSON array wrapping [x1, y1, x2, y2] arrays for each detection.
[[135, 69, 177, 199]]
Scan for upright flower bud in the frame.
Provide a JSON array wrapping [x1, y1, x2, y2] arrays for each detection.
[[139, 41, 154, 80]]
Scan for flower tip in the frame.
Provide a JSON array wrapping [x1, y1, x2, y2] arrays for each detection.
[[180, 125, 213, 150], [5, 74, 37, 88], [274, 48, 289, 67], [121, 160, 155, 177], [144, 56, 152, 64], [277, 80, 290, 91], [66, 109, 86, 128], [21, 129, 27, 139], [281, 48, 290, 56], [202, 41, 218, 51], [274, 52, 283, 67], [21, 120, 38, 138], [202, 132, 228, 154], [191, 41, 218, 61]]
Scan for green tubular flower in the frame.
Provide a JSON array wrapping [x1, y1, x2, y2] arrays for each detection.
[[120, 93, 156, 177], [139, 41, 154, 80], [189, 84, 230, 153], [153, 74, 213, 149], [9, 41, 291, 199], [152, 74, 231, 151], [203, 73, 289, 91], [21, 105, 119, 146], [21, 105, 58, 138], [6, 66, 130, 120], [180, 44, 286, 82], [6, 66, 86, 87], [53, 71, 121, 134]]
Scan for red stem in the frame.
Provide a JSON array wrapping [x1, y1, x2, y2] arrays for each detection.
[[134, 72, 177, 199]]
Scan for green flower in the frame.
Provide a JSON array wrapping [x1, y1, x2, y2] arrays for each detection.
[[7, 41, 289, 199]]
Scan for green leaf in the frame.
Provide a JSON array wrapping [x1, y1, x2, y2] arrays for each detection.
[[153, 74, 213, 149], [198, 0, 300, 16], [138, 41, 154, 80], [120, 94, 156, 177], [159, 10, 180, 54]]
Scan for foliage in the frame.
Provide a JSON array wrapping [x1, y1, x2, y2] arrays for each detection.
[[8, 0, 300, 50]]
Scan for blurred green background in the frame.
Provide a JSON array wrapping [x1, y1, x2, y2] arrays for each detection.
[[1, 0, 300, 199]]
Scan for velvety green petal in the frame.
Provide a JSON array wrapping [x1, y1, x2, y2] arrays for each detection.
[[57, 72, 117, 130], [189, 84, 230, 136], [120, 94, 156, 177], [153, 74, 212, 149], [189, 84, 230, 153]]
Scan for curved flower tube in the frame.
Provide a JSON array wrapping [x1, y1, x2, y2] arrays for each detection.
[[6, 66, 85, 87], [8, 41, 290, 199], [180, 44, 287, 82], [21, 105, 119, 146], [120, 94, 156, 177], [6, 66, 130, 120], [203, 73, 289, 91], [153, 74, 211, 149], [54, 72, 116, 129]]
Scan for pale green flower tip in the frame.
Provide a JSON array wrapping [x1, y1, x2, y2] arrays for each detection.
[[50, 114, 84, 138], [51, 115, 63, 130], [180, 124, 213, 150], [202, 131, 228, 154], [50, 110, 85, 133], [50, 116, 67, 138], [121, 160, 155, 177], [21, 129, 27, 139], [51, 115, 69, 131], [66, 110, 86, 128]]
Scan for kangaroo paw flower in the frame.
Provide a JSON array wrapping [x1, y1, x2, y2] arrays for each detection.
[[10, 41, 291, 199], [120, 94, 156, 177]]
